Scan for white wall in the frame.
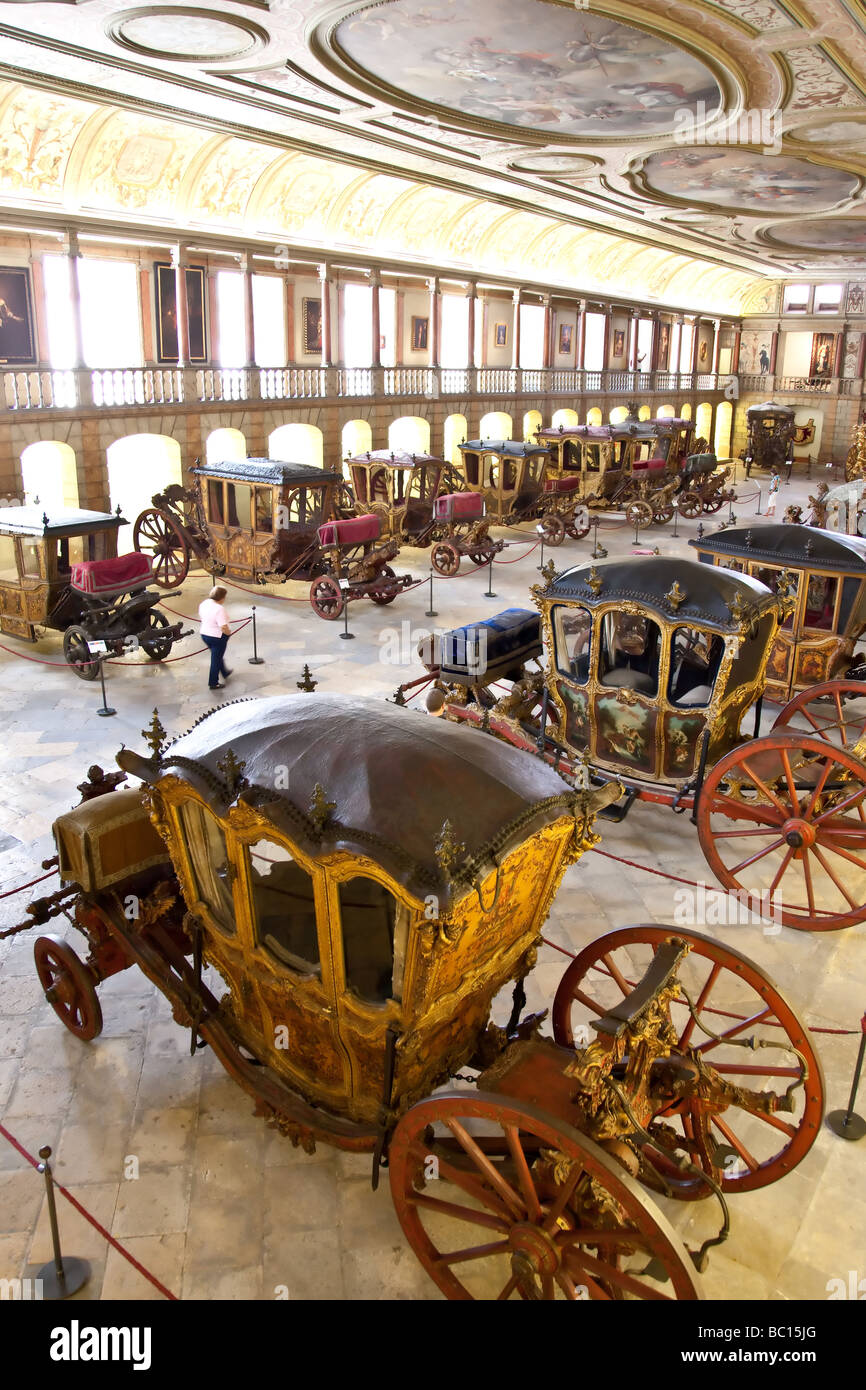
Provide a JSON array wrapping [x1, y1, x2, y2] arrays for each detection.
[[781, 331, 813, 378]]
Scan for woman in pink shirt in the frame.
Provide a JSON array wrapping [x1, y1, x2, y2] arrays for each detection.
[[198, 585, 232, 691]]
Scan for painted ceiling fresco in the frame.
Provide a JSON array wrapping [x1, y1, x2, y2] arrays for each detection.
[[0, 0, 866, 307], [335, 1, 722, 137]]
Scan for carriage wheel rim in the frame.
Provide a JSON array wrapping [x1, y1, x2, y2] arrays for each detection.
[[310, 574, 343, 618], [432, 543, 460, 576], [549, 924, 823, 1197], [772, 680, 866, 753], [697, 733, 866, 930], [34, 936, 102, 1041], [133, 509, 189, 589], [389, 1090, 703, 1300]]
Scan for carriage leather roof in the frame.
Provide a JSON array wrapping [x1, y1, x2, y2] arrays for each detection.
[[745, 401, 796, 418], [545, 556, 776, 630], [344, 450, 445, 467], [192, 458, 338, 486], [460, 440, 549, 456], [690, 524, 866, 573], [0, 505, 125, 536], [118, 694, 593, 902], [536, 420, 687, 439]]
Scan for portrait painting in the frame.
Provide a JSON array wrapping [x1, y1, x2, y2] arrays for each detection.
[[612, 328, 625, 358], [155, 264, 207, 363], [658, 322, 670, 368], [559, 323, 573, 354], [0, 267, 36, 365], [303, 297, 322, 355], [810, 332, 835, 379], [411, 316, 429, 351], [494, 322, 508, 348]]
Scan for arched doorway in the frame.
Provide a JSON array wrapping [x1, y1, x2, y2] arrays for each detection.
[[443, 413, 468, 467], [268, 423, 324, 469], [523, 409, 543, 442], [206, 428, 246, 464], [714, 401, 733, 458], [20, 441, 79, 514], [388, 416, 431, 454], [342, 419, 372, 460], [695, 402, 713, 447], [586, 407, 603, 426], [656, 404, 675, 420], [609, 405, 629, 425], [638, 405, 651, 421], [479, 411, 512, 440], [106, 434, 183, 552], [679, 403, 693, 421], [551, 408, 578, 431]]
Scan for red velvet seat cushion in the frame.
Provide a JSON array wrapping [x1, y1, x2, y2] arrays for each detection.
[[434, 491, 484, 520], [70, 552, 153, 594], [317, 513, 381, 547], [543, 475, 583, 494]]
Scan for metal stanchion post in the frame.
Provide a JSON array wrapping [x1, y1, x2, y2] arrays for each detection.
[[536, 524, 545, 572], [248, 605, 264, 665], [672, 499, 679, 539], [827, 1014, 866, 1141], [755, 487, 763, 515], [339, 596, 354, 640], [425, 570, 437, 619], [96, 656, 115, 718], [36, 1146, 90, 1299], [633, 513, 641, 546], [484, 553, 497, 600]]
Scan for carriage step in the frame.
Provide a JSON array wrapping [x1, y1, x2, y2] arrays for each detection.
[[599, 790, 637, 822]]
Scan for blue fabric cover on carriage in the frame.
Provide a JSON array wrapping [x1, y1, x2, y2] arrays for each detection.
[[438, 608, 542, 685]]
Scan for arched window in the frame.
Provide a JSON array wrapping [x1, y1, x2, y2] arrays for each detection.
[[551, 409, 578, 431], [388, 416, 430, 454], [106, 434, 182, 551], [20, 441, 79, 513], [206, 428, 246, 464], [443, 414, 468, 467], [479, 411, 511, 441], [268, 423, 324, 469], [522, 410, 543, 443]]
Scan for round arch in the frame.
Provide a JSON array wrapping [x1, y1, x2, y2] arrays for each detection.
[[679, 403, 693, 421], [388, 416, 431, 454], [20, 441, 79, 514], [443, 413, 468, 467], [341, 419, 373, 462], [609, 405, 629, 424], [206, 428, 246, 464], [714, 401, 733, 458], [268, 423, 324, 469], [479, 411, 512, 441], [695, 402, 713, 446], [551, 408, 578, 431], [638, 405, 651, 421], [586, 406, 603, 426], [523, 409, 543, 442], [106, 434, 182, 551], [655, 404, 675, 420]]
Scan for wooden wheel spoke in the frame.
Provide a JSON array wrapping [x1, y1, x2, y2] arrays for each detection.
[[711, 791, 783, 827], [711, 826, 787, 839], [503, 1124, 542, 1221], [728, 837, 785, 875], [435, 1240, 511, 1267], [767, 844, 795, 897], [815, 836, 866, 874], [564, 1245, 673, 1301], [810, 845, 860, 909], [737, 759, 790, 817], [407, 1141, 513, 1221], [814, 783, 866, 824], [556, 1227, 653, 1252], [781, 748, 800, 814], [745, 1108, 798, 1139], [541, 1163, 583, 1233], [710, 1114, 760, 1171], [800, 846, 816, 916], [541, 1274, 555, 1300], [555, 1269, 588, 1300], [444, 1119, 526, 1218], [405, 1190, 511, 1234], [695, 1005, 773, 1055], [601, 951, 631, 996], [679, 962, 721, 1049], [709, 1062, 801, 1078], [496, 1275, 519, 1300]]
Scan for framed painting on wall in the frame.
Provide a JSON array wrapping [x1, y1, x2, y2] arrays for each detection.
[[494, 322, 508, 348], [303, 297, 322, 355], [155, 264, 207, 363], [559, 323, 573, 354], [411, 316, 429, 351], [612, 328, 625, 357], [658, 322, 670, 368], [0, 267, 36, 364], [810, 332, 835, 379]]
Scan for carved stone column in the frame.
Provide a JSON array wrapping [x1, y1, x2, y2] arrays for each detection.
[[370, 269, 381, 369], [318, 263, 332, 368]]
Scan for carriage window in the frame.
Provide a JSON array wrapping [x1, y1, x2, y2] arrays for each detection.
[[751, 566, 800, 630], [725, 615, 776, 694], [598, 612, 660, 696], [408, 468, 424, 499], [20, 539, 41, 578], [491, 459, 516, 492], [179, 801, 235, 934], [0, 535, 17, 581], [338, 876, 409, 1005], [803, 574, 839, 631], [248, 839, 319, 975], [668, 627, 723, 707], [554, 605, 592, 683], [351, 468, 369, 504], [370, 469, 389, 501], [584, 444, 602, 473], [226, 482, 252, 529], [525, 459, 542, 483], [207, 480, 225, 524], [254, 487, 273, 533], [839, 577, 862, 632], [393, 469, 407, 504], [284, 490, 304, 524], [55, 538, 70, 573], [464, 456, 479, 487]]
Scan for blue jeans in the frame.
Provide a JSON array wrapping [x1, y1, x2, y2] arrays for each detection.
[[202, 633, 229, 687]]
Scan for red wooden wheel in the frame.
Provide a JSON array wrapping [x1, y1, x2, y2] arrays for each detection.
[[431, 542, 461, 577], [34, 935, 103, 1041], [369, 564, 400, 605], [309, 574, 344, 620], [566, 506, 590, 540], [678, 491, 702, 519], [538, 513, 566, 547], [551, 927, 822, 1198], [772, 680, 866, 752], [652, 502, 674, 524], [133, 508, 189, 589], [697, 733, 866, 930], [625, 501, 653, 530], [702, 495, 725, 513], [389, 1090, 702, 1300]]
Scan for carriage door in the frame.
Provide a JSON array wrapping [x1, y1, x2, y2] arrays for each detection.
[[592, 609, 662, 778], [223, 481, 254, 578], [750, 563, 802, 699], [327, 870, 407, 1116]]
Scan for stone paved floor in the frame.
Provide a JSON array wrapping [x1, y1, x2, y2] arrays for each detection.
[[1, 460, 863, 1302]]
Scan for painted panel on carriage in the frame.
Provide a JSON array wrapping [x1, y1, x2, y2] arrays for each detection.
[[594, 694, 657, 774], [662, 711, 706, 781], [557, 682, 590, 753], [336, 1, 721, 138]]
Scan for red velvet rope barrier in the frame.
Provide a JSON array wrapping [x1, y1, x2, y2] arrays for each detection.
[[0, 617, 251, 670], [0, 1121, 178, 1299], [0, 866, 57, 899]]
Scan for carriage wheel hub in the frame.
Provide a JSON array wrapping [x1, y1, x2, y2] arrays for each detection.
[[508, 1223, 560, 1276], [782, 818, 815, 850]]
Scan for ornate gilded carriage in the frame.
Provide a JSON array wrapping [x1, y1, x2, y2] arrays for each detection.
[[455, 439, 588, 540], [745, 401, 795, 476], [22, 692, 825, 1298], [343, 450, 453, 545], [133, 458, 352, 588], [535, 421, 693, 528]]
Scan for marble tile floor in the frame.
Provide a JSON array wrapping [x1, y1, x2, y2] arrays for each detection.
[[0, 462, 863, 1302]]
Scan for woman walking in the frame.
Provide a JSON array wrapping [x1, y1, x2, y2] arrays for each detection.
[[198, 585, 233, 691]]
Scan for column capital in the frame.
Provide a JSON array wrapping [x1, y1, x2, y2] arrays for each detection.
[[317, 262, 331, 282], [65, 228, 81, 258], [368, 268, 382, 288], [465, 279, 478, 297], [512, 286, 522, 304], [426, 275, 440, 294]]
